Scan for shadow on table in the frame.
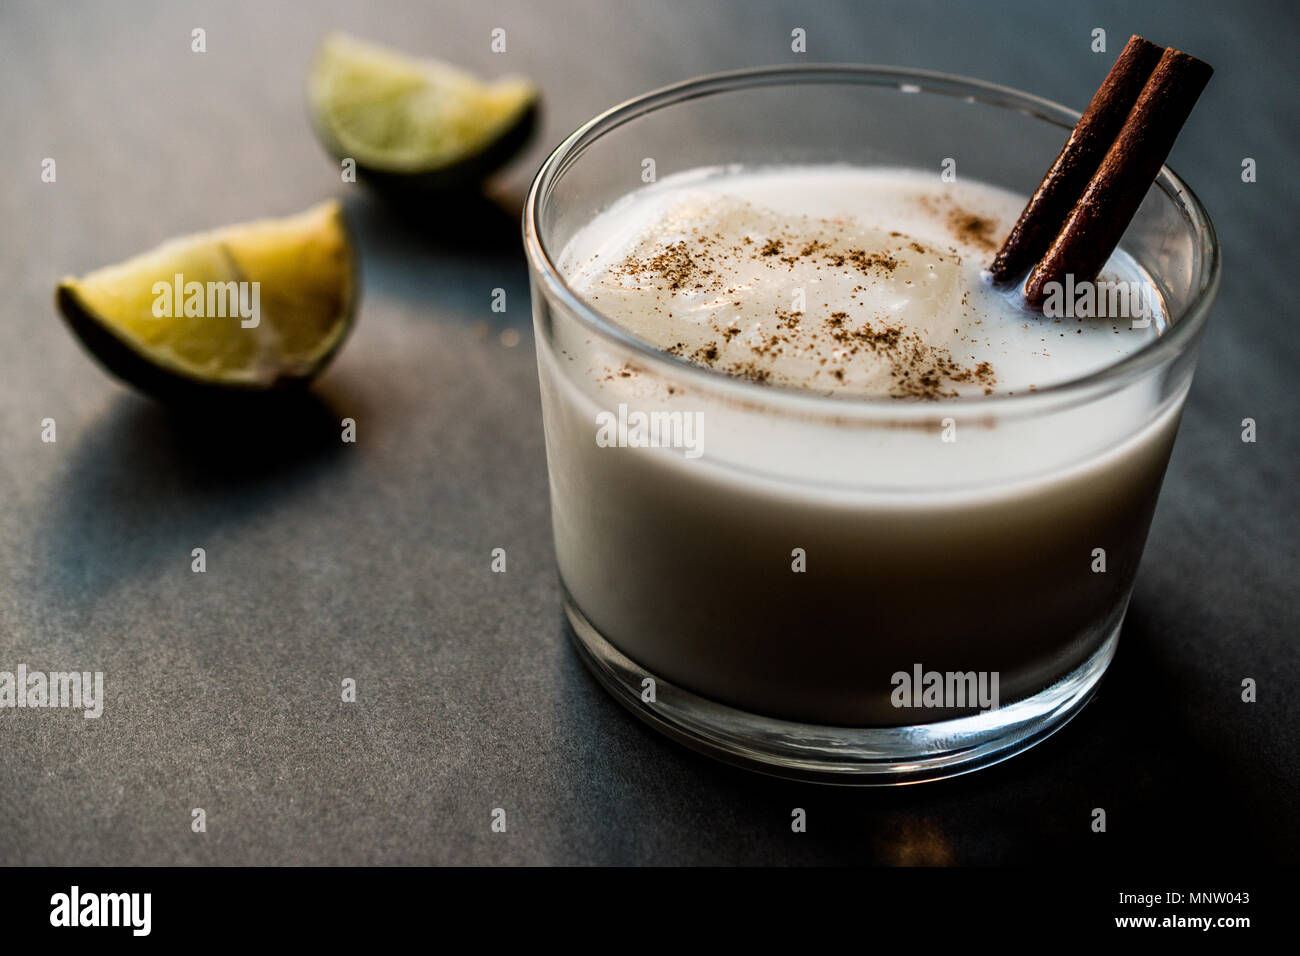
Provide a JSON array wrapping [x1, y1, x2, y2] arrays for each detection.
[[338, 188, 532, 328], [551, 601, 1282, 865], [37, 380, 366, 610], [349, 186, 525, 252]]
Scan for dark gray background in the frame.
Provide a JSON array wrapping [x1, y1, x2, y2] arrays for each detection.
[[1, 0, 1295, 865]]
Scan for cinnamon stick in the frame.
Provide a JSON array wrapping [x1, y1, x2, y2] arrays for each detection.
[[990, 35, 1164, 285], [1024, 48, 1213, 308]]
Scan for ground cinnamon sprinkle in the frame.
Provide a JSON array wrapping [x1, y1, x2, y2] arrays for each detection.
[[695, 343, 719, 363], [729, 361, 773, 384], [620, 240, 700, 291], [667, 304, 997, 399], [616, 219, 902, 291], [946, 209, 998, 251], [608, 200, 1000, 400]]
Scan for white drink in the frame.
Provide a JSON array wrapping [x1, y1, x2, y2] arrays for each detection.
[[539, 165, 1181, 725], [562, 166, 1161, 399]]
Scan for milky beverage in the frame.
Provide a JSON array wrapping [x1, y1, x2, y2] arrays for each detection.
[[540, 166, 1182, 725]]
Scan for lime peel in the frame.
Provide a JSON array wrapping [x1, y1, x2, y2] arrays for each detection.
[[308, 32, 538, 180], [56, 201, 356, 400]]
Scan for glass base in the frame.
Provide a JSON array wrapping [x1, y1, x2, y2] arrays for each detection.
[[563, 588, 1120, 785]]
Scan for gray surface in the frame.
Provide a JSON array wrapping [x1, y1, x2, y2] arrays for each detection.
[[0, 0, 1296, 865]]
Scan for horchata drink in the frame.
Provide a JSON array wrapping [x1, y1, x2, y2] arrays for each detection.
[[562, 167, 1163, 400], [524, 65, 1217, 782], [552, 165, 1170, 719]]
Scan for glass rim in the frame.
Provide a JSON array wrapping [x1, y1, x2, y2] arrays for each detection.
[[522, 63, 1221, 417]]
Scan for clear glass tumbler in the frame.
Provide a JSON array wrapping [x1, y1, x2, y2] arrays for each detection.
[[522, 66, 1219, 783]]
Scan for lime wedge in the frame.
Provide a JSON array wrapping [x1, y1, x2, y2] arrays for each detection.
[[308, 33, 538, 191], [56, 201, 356, 402]]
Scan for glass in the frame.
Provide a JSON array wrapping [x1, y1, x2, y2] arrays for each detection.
[[522, 66, 1219, 784]]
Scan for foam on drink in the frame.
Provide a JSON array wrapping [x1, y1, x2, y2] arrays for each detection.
[[538, 165, 1181, 725], [561, 166, 1162, 399]]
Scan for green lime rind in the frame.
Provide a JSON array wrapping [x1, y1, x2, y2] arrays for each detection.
[[307, 33, 539, 190], [55, 202, 358, 404]]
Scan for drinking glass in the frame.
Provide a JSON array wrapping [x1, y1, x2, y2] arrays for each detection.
[[522, 66, 1219, 783]]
